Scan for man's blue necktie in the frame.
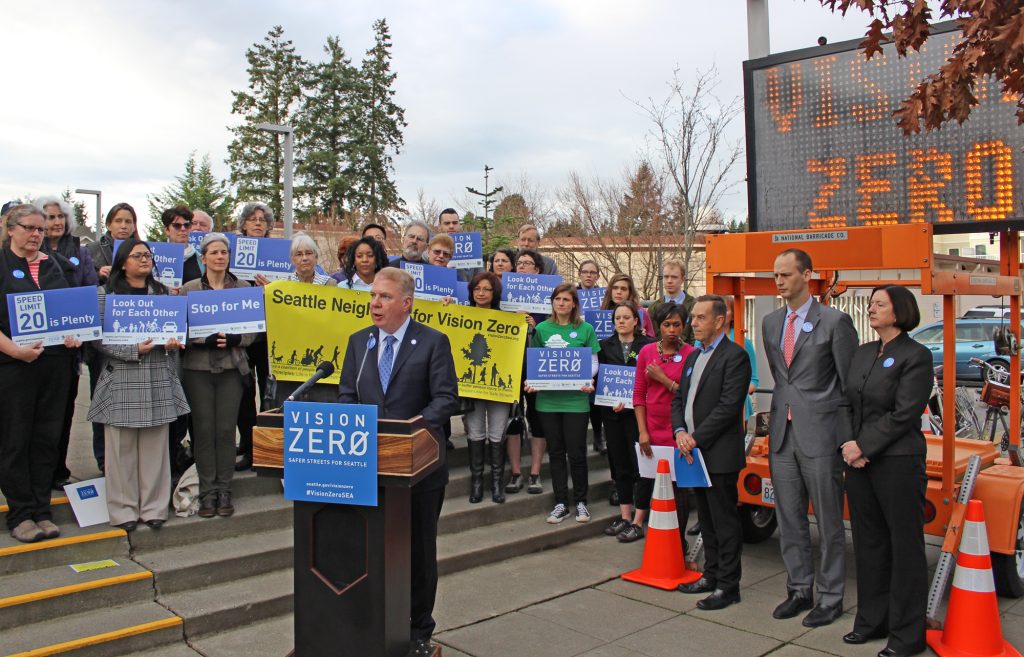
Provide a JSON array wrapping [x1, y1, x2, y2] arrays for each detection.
[[379, 335, 396, 393]]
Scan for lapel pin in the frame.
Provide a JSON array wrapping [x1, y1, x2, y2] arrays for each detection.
[[801, 322, 813, 333], [883, 357, 895, 368], [411, 339, 417, 345]]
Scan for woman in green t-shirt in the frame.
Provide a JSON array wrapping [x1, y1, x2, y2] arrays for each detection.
[[526, 283, 600, 524]]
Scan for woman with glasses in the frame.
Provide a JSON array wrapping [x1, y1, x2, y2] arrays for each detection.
[[288, 233, 337, 286], [505, 248, 547, 494], [238, 202, 272, 239], [181, 234, 257, 518], [527, 283, 600, 524], [88, 238, 189, 532], [0, 205, 81, 543], [35, 196, 98, 491], [600, 273, 655, 337], [336, 236, 388, 291]]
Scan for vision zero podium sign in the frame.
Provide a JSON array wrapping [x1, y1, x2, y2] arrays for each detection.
[[258, 404, 445, 657]]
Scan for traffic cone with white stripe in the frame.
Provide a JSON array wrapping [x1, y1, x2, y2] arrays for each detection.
[[927, 499, 1022, 657], [621, 458, 702, 590]]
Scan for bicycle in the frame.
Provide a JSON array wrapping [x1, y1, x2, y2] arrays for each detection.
[[926, 365, 981, 440], [970, 357, 1024, 463]]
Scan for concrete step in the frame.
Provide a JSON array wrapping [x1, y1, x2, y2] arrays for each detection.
[[440, 468, 615, 535], [159, 568, 293, 639], [437, 495, 621, 576], [0, 523, 128, 576], [0, 494, 75, 525], [134, 528, 292, 595], [0, 558, 152, 631], [188, 613, 293, 657], [127, 493, 291, 551], [120, 646, 203, 657], [0, 601, 182, 657]]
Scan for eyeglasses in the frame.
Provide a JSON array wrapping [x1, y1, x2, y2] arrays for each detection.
[[293, 250, 317, 258], [168, 222, 192, 230], [46, 213, 66, 221], [474, 286, 494, 294], [128, 252, 154, 261], [430, 248, 453, 258], [15, 223, 45, 234], [517, 260, 537, 267]]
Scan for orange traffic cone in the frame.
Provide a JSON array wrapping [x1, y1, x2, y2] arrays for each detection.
[[621, 458, 702, 590], [927, 499, 1022, 657]]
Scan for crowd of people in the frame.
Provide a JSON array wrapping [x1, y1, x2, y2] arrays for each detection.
[[0, 198, 934, 657]]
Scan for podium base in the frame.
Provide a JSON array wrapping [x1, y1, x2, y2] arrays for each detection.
[[286, 642, 442, 656]]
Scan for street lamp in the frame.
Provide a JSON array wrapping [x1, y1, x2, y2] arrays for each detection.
[[255, 123, 295, 239], [75, 189, 102, 238]]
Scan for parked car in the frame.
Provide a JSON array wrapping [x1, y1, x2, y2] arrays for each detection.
[[911, 318, 1021, 382], [963, 305, 1010, 319]]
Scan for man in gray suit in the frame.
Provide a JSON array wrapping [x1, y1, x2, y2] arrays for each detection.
[[761, 248, 857, 628]]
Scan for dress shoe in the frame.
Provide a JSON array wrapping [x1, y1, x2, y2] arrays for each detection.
[[677, 576, 716, 594], [802, 603, 843, 628], [407, 638, 435, 657], [116, 520, 138, 532], [10, 519, 44, 543], [843, 630, 886, 645], [234, 454, 253, 471], [145, 519, 164, 530], [52, 478, 72, 490], [877, 647, 924, 657], [198, 497, 217, 518], [217, 491, 234, 517], [687, 522, 702, 536], [772, 592, 813, 619], [696, 589, 740, 610], [35, 519, 60, 539]]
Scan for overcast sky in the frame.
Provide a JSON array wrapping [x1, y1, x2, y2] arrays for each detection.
[[2, 1, 873, 235]]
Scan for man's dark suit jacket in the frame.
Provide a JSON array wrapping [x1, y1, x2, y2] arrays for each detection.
[[337, 319, 459, 492], [670, 336, 752, 474]]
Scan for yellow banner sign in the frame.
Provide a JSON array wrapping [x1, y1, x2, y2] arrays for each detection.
[[265, 281, 529, 403]]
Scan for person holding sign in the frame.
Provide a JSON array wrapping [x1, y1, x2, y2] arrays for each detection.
[[598, 303, 654, 540], [0, 205, 81, 543], [425, 233, 468, 282], [487, 247, 515, 276], [527, 283, 600, 524], [87, 202, 138, 283], [335, 236, 388, 291], [287, 233, 338, 287], [600, 274, 655, 338], [336, 268, 458, 657], [671, 295, 751, 611], [180, 234, 258, 518], [505, 248, 547, 495], [626, 302, 695, 543], [88, 238, 189, 532], [160, 205, 201, 285]]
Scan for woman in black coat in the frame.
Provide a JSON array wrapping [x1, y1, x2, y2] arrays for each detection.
[[598, 303, 654, 541], [841, 284, 932, 657]]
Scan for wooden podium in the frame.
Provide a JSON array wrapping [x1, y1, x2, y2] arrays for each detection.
[[254, 410, 444, 657]]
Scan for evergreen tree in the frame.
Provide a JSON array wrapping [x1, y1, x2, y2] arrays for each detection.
[[348, 19, 407, 218], [295, 35, 360, 220], [61, 188, 90, 236], [617, 162, 665, 235], [226, 25, 305, 220], [147, 152, 234, 239]]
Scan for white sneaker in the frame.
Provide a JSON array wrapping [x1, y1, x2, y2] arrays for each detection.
[[547, 503, 570, 524], [575, 502, 591, 523]]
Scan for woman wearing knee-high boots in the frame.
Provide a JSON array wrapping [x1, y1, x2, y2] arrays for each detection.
[[599, 303, 654, 538], [458, 272, 513, 504]]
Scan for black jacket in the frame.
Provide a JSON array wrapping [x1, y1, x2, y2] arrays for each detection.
[[597, 332, 654, 419], [0, 247, 77, 363], [671, 336, 751, 474], [337, 320, 459, 492], [846, 332, 933, 459]]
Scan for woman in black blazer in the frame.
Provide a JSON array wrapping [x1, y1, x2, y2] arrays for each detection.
[[841, 285, 933, 657], [598, 303, 654, 541]]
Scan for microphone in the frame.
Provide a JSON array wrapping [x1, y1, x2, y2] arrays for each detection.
[[287, 361, 335, 401], [355, 334, 377, 403]]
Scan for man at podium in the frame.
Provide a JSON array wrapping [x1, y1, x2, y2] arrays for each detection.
[[338, 267, 459, 657]]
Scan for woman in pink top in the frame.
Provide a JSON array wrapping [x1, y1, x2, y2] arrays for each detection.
[[616, 302, 696, 543]]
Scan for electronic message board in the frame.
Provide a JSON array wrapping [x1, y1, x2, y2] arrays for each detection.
[[744, 22, 1023, 233]]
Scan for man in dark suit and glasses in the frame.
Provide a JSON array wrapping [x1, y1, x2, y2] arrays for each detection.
[[338, 267, 459, 657], [762, 248, 857, 628], [671, 295, 751, 610]]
